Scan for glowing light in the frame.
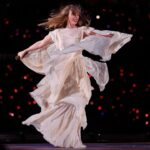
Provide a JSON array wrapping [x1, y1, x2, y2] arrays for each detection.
[[13, 88, 18, 93], [136, 109, 140, 114], [23, 75, 28, 80], [0, 96, 3, 100], [99, 96, 104, 99], [129, 73, 134, 77], [145, 121, 149, 126], [145, 113, 149, 118], [6, 64, 13, 71], [120, 73, 124, 77], [132, 108, 136, 112], [132, 83, 137, 88], [8, 112, 14, 117], [90, 101, 94, 105], [9, 95, 14, 100], [96, 15, 100, 19], [28, 101, 32, 105], [0, 89, 3, 93], [32, 101, 37, 105], [16, 105, 21, 110], [98, 106, 102, 111], [23, 34, 27, 39]]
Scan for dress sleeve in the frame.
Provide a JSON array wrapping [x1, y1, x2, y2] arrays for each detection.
[[48, 29, 57, 43], [80, 26, 95, 35]]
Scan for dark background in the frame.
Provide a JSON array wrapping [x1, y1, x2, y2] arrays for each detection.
[[0, 0, 150, 143]]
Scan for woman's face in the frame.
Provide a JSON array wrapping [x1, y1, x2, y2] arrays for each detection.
[[67, 10, 80, 27]]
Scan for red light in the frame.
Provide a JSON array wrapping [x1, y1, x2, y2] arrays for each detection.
[[132, 108, 136, 112], [0, 89, 3, 93], [33, 101, 37, 105], [136, 109, 140, 114], [0, 96, 3, 100], [145, 121, 149, 126], [9, 95, 14, 100], [99, 96, 104, 99], [120, 68, 124, 73], [13, 88, 18, 93], [145, 113, 149, 118], [28, 101, 32, 105], [16, 105, 21, 110], [132, 83, 137, 88], [98, 106, 102, 111]]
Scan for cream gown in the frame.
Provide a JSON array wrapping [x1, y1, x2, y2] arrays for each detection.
[[21, 26, 132, 148]]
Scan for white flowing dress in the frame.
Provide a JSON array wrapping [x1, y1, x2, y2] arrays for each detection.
[[21, 26, 132, 148]]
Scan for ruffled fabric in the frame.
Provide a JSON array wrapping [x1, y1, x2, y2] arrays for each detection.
[[21, 27, 132, 148]]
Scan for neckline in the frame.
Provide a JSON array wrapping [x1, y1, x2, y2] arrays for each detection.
[[65, 27, 78, 29]]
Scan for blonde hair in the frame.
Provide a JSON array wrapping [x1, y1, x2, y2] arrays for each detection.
[[38, 4, 91, 30]]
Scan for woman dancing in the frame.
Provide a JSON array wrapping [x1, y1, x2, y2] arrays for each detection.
[[17, 4, 132, 148]]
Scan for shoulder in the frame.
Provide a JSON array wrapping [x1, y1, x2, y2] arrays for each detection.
[[78, 26, 94, 30], [48, 28, 58, 34], [78, 26, 95, 34]]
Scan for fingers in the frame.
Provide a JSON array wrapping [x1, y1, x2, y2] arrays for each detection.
[[15, 55, 20, 60], [16, 50, 28, 60]]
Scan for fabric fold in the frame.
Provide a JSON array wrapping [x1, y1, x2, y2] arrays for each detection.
[[20, 27, 132, 148]]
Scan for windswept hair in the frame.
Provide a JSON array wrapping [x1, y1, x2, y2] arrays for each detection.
[[38, 4, 91, 30]]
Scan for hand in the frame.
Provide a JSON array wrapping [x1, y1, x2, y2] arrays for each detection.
[[15, 50, 28, 60]]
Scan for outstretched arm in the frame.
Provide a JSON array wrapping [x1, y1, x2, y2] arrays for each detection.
[[83, 31, 113, 38], [60, 31, 114, 55], [17, 34, 53, 59]]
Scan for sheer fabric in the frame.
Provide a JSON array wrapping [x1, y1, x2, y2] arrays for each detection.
[[21, 26, 132, 148]]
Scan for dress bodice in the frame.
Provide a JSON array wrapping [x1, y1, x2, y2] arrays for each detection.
[[49, 26, 94, 50]]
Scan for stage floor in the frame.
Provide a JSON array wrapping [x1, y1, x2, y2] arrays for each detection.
[[2, 143, 150, 150]]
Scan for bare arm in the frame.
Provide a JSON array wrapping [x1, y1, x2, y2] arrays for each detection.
[[17, 34, 53, 59], [83, 31, 113, 38]]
